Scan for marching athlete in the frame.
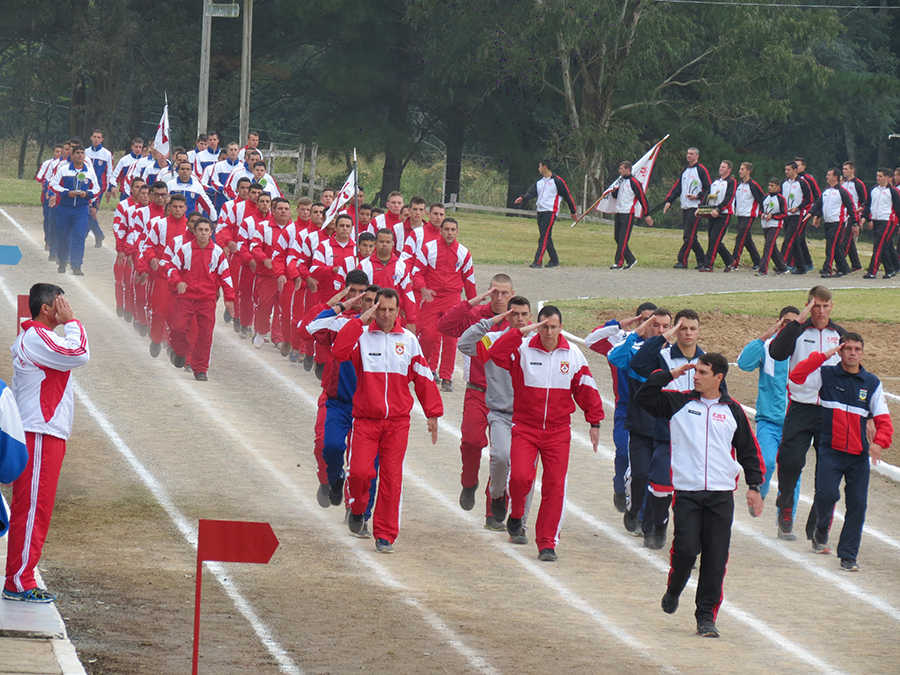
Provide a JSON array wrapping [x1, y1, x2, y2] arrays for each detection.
[[780, 162, 813, 275], [863, 168, 900, 279], [609, 160, 652, 270], [701, 160, 736, 272], [49, 144, 100, 276], [515, 159, 577, 268], [729, 162, 765, 271], [756, 179, 790, 276], [804, 168, 856, 278], [664, 147, 710, 270], [85, 128, 112, 247]]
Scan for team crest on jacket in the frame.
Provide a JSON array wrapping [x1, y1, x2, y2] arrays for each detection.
[[560, 361, 569, 374], [859, 389, 868, 402], [395, 342, 405, 356]]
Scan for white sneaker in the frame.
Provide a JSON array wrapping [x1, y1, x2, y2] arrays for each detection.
[[252, 332, 265, 349]]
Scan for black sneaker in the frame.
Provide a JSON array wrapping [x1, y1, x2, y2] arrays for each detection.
[[57, 264, 67, 274], [375, 538, 394, 553], [348, 511, 364, 534], [850, 266, 863, 273], [507, 517, 524, 539], [812, 529, 832, 555], [280, 342, 291, 357], [329, 478, 344, 506], [528, 262, 543, 269], [840, 558, 860, 572], [116, 306, 124, 318], [624, 260, 638, 270], [289, 349, 301, 363], [233, 319, 242, 334], [490, 496, 507, 523], [697, 619, 720, 637], [651, 525, 667, 550], [484, 516, 506, 532], [172, 354, 186, 369], [777, 508, 794, 537], [774, 269, 789, 276], [790, 268, 807, 275], [661, 592, 679, 614], [864, 273, 877, 279], [673, 263, 687, 269], [138, 323, 149, 338], [613, 492, 627, 513], [123, 311, 133, 323], [609, 264, 624, 270], [303, 354, 314, 371], [538, 548, 558, 562], [149, 341, 162, 358], [459, 484, 478, 511], [545, 261, 560, 268], [316, 483, 331, 508], [72, 267, 84, 276], [351, 520, 371, 539], [885, 271, 897, 279], [752, 264, 760, 271], [240, 325, 250, 339], [94, 235, 104, 248], [193, 371, 208, 382], [754, 270, 768, 277], [315, 362, 324, 380], [623, 510, 640, 533]]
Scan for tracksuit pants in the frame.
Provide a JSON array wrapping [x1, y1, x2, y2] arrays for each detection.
[[279, 283, 299, 348], [227, 254, 244, 325], [822, 221, 850, 275], [813, 445, 869, 561], [347, 417, 411, 544], [782, 215, 811, 272], [842, 225, 861, 270], [291, 287, 317, 357], [868, 220, 899, 275], [667, 490, 734, 623], [755, 419, 800, 514], [776, 401, 827, 539], [418, 296, 458, 380], [42, 203, 58, 257], [460, 387, 488, 487], [88, 205, 104, 241], [534, 211, 558, 266], [487, 410, 534, 525], [254, 276, 282, 341], [509, 423, 571, 551], [113, 255, 126, 310], [238, 263, 256, 331], [612, 403, 629, 495], [55, 204, 89, 269], [758, 225, 787, 274], [148, 275, 172, 345], [123, 263, 136, 318], [134, 267, 149, 328], [626, 432, 672, 535], [4, 432, 66, 594], [324, 398, 379, 519], [677, 208, 705, 267], [705, 214, 734, 269], [170, 296, 217, 374], [313, 391, 328, 485], [613, 213, 637, 266], [731, 216, 760, 267]]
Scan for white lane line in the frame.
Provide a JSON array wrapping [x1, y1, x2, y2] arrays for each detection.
[[0, 253, 500, 675], [0, 275, 303, 675]]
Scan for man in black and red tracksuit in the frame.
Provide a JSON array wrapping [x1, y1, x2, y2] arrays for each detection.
[[863, 168, 900, 279], [780, 162, 813, 274], [804, 168, 857, 278], [840, 161, 867, 272], [663, 147, 711, 269], [701, 160, 737, 272], [635, 353, 764, 639], [514, 159, 577, 269], [729, 162, 765, 271], [793, 157, 820, 272], [609, 160, 653, 269]]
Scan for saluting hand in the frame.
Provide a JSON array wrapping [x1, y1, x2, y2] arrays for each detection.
[[662, 318, 683, 342], [54, 295, 75, 323], [492, 308, 513, 326], [670, 362, 695, 380], [469, 286, 496, 308], [760, 316, 787, 341], [327, 286, 351, 308], [619, 314, 643, 329], [797, 297, 815, 324], [519, 318, 549, 335], [823, 344, 841, 360], [359, 299, 380, 325]]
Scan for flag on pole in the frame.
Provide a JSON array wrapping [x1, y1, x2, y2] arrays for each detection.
[[594, 135, 669, 218], [154, 95, 170, 157], [322, 169, 357, 229]]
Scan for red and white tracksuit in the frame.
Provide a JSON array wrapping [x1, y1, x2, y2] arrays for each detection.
[[138, 214, 188, 344], [287, 224, 327, 358], [127, 203, 164, 327], [488, 331, 604, 551], [358, 252, 417, 324], [236, 211, 270, 329], [274, 222, 301, 346], [367, 212, 404, 248], [437, 302, 507, 512], [332, 318, 443, 544], [412, 238, 477, 379], [112, 196, 140, 311], [216, 197, 256, 326], [168, 241, 234, 374], [6, 320, 90, 594], [310, 236, 358, 304], [400, 221, 441, 265], [250, 220, 288, 341]]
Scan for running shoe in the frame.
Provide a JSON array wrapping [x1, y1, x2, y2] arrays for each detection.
[[316, 483, 331, 508], [490, 496, 507, 523], [351, 521, 371, 539], [329, 478, 344, 506], [375, 538, 394, 554], [661, 592, 679, 614], [840, 558, 860, 572], [193, 371, 208, 382], [623, 510, 640, 533], [348, 512, 364, 534], [613, 492, 627, 513], [72, 267, 84, 276], [545, 261, 560, 268], [149, 341, 161, 358], [696, 619, 720, 637], [538, 548, 558, 562], [812, 529, 831, 555], [2, 588, 55, 604], [303, 354, 314, 371], [777, 508, 794, 536], [459, 484, 478, 511], [624, 260, 638, 270], [509, 531, 529, 545], [484, 516, 506, 532], [252, 332, 265, 349], [233, 319, 242, 334], [289, 349, 301, 363], [315, 362, 324, 380]]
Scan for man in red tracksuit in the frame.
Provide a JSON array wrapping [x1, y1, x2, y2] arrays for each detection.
[[436, 275, 514, 521], [488, 305, 604, 562], [236, 188, 270, 339], [215, 177, 254, 331], [289, 202, 330, 372], [413, 218, 477, 390], [368, 191, 405, 253], [358, 227, 418, 328], [332, 288, 443, 553], [168, 218, 235, 381], [138, 193, 188, 358], [112, 177, 145, 318], [122, 183, 151, 325], [274, 197, 314, 359], [250, 197, 292, 348], [130, 181, 168, 335]]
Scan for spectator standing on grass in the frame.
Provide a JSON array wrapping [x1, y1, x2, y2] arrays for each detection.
[[788, 333, 893, 571], [5, 284, 90, 603], [514, 159, 577, 269]]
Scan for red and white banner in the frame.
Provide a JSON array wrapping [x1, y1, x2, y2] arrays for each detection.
[[322, 168, 357, 229], [154, 95, 170, 157], [595, 134, 669, 218]]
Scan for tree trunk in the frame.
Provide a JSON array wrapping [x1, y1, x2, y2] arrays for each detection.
[[36, 102, 56, 168], [877, 137, 889, 168], [17, 127, 30, 179], [129, 87, 143, 140], [69, 72, 87, 138], [376, 20, 414, 205], [843, 122, 856, 164], [442, 107, 465, 203], [506, 154, 534, 217]]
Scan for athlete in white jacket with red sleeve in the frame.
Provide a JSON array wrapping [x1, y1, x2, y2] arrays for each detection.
[[488, 305, 604, 562], [5, 285, 90, 603], [332, 288, 443, 553]]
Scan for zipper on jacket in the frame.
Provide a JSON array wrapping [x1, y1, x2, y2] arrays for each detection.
[[542, 348, 551, 429], [704, 404, 710, 491], [383, 332, 390, 417]]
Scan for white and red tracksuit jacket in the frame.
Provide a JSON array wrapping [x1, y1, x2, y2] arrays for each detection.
[[285, 224, 316, 284], [412, 238, 477, 300], [332, 318, 444, 420], [11, 320, 90, 441], [127, 203, 165, 258], [367, 211, 403, 235], [311, 236, 358, 294], [237, 212, 271, 266], [250, 220, 288, 278], [734, 180, 765, 218], [138, 215, 188, 277], [768, 318, 845, 404], [273, 222, 300, 283], [436, 302, 508, 388], [85, 143, 114, 201], [358, 252, 417, 322], [111, 151, 142, 195], [167, 241, 235, 302], [488, 330, 604, 430], [708, 175, 737, 215], [400, 221, 441, 265], [113, 197, 141, 254]]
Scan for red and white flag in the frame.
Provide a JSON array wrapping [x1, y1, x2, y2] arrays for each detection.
[[154, 95, 170, 158], [595, 135, 668, 218], [322, 168, 357, 229]]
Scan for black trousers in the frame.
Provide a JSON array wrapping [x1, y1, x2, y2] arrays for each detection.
[[731, 216, 761, 266], [868, 220, 899, 274], [667, 490, 734, 623], [758, 225, 787, 274], [676, 208, 705, 266], [705, 214, 734, 268], [776, 401, 829, 539], [627, 433, 672, 535], [822, 221, 850, 274], [613, 213, 637, 266], [842, 225, 862, 270], [781, 215, 811, 272], [534, 211, 558, 265]]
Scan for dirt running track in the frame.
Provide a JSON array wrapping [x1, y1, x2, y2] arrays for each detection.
[[1, 205, 899, 674]]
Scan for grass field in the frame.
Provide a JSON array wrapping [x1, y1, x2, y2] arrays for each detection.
[[555, 287, 900, 335]]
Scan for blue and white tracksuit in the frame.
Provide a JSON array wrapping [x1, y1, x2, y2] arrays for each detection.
[[737, 336, 800, 513], [49, 162, 100, 268], [85, 144, 113, 241]]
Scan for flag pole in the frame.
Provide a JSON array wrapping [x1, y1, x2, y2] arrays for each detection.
[[353, 148, 359, 240], [570, 194, 607, 228]]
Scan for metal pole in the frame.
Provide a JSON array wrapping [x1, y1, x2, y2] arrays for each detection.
[[239, 0, 253, 142], [307, 143, 318, 199], [582, 174, 588, 214], [197, 0, 212, 137]]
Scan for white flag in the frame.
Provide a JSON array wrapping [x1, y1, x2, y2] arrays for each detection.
[[595, 135, 669, 217], [322, 168, 357, 229], [154, 95, 170, 157]]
